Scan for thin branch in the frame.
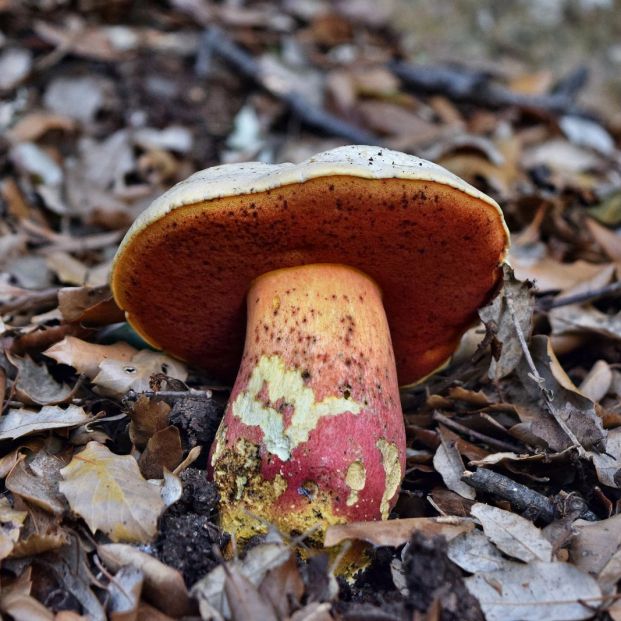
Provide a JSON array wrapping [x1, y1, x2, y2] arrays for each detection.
[[537, 280, 621, 311], [433, 411, 523, 453], [198, 27, 380, 145]]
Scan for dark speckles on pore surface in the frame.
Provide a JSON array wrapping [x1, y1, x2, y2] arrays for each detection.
[[115, 175, 506, 385]]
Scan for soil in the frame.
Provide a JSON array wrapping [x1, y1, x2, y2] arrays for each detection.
[[155, 468, 228, 586]]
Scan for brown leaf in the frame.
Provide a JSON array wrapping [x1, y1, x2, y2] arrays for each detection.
[[0, 569, 54, 621], [92, 350, 187, 397], [516, 336, 606, 452], [586, 217, 621, 261], [579, 360, 612, 403], [258, 552, 304, 619], [129, 395, 171, 449], [324, 516, 474, 548], [59, 441, 165, 543], [6, 111, 75, 143], [0, 497, 27, 560], [138, 426, 183, 479], [44, 336, 136, 379], [11, 355, 73, 405], [6, 449, 69, 514], [225, 564, 279, 621], [98, 543, 192, 618], [58, 285, 124, 325]]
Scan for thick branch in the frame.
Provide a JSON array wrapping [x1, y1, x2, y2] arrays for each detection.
[[390, 61, 588, 116], [462, 468, 597, 522]]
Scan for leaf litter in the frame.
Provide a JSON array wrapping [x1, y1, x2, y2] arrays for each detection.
[[2, 2, 621, 620]]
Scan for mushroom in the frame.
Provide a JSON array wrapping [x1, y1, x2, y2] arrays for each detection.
[[111, 145, 509, 545]]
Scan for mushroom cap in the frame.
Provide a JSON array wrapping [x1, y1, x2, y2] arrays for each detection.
[[111, 145, 509, 386]]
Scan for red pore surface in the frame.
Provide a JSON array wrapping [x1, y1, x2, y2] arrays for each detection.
[[112, 175, 507, 385]]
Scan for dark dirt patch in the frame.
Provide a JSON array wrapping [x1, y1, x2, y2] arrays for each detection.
[[404, 533, 483, 621], [169, 395, 225, 457], [155, 468, 227, 586]]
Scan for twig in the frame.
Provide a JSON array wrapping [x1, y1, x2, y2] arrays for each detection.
[[537, 280, 621, 311], [433, 411, 523, 453], [198, 27, 380, 145], [462, 468, 597, 522], [390, 61, 588, 116], [125, 389, 214, 400], [505, 290, 547, 394], [0, 288, 59, 315]]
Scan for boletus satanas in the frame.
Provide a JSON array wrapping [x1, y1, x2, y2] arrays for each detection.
[[111, 145, 509, 546]]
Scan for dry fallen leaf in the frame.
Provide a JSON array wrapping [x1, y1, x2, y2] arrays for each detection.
[[11, 355, 73, 405], [470, 503, 552, 563], [0, 405, 92, 441], [324, 516, 474, 548], [138, 425, 183, 479], [98, 543, 191, 618], [465, 561, 601, 621], [447, 529, 514, 573], [92, 350, 187, 397], [432, 429, 476, 500], [44, 336, 136, 379], [191, 543, 292, 620], [0, 497, 27, 560], [59, 441, 165, 543], [569, 514, 621, 593]]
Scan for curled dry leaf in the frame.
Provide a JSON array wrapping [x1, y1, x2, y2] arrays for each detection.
[[225, 565, 279, 621], [92, 350, 187, 397], [107, 564, 143, 620], [479, 264, 535, 380], [6, 450, 69, 514], [11, 355, 73, 405], [432, 429, 475, 500], [0, 404, 92, 441], [517, 336, 606, 453], [579, 360, 612, 403], [44, 336, 136, 379], [191, 542, 292, 620], [465, 561, 601, 621], [591, 427, 621, 487], [324, 516, 474, 548], [0, 497, 27, 560], [59, 441, 165, 543], [98, 543, 191, 618], [57, 285, 124, 325], [138, 425, 183, 479], [470, 503, 552, 563], [128, 395, 171, 448], [0, 569, 55, 620], [569, 514, 621, 593], [447, 529, 515, 573]]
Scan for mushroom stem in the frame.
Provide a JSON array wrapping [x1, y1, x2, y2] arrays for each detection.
[[210, 263, 406, 543]]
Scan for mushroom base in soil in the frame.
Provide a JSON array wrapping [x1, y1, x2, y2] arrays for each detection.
[[209, 263, 405, 544]]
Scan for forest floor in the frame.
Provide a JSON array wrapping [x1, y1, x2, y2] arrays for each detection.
[[2, 1, 621, 620]]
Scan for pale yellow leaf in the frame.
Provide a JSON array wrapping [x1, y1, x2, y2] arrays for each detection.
[[59, 442, 164, 543]]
